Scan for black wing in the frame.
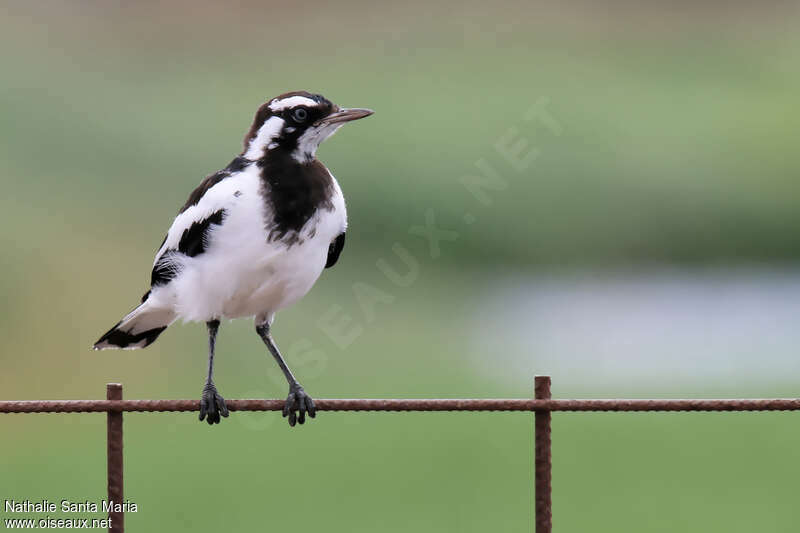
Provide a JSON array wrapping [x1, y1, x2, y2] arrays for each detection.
[[325, 232, 345, 268]]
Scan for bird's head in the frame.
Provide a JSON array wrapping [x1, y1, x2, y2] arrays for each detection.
[[242, 91, 373, 163]]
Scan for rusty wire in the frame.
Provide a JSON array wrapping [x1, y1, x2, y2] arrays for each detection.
[[2, 397, 800, 414], [3, 380, 800, 533]]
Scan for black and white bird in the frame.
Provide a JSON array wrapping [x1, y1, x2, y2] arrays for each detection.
[[94, 91, 373, 426]]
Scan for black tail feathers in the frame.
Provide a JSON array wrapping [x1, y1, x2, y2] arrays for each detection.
[[94, 322, 167, 350], [93, 300, 175, 350]]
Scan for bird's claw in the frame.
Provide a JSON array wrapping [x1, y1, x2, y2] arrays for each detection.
[[283, 385, 316, 427], [199, 383, 229, 425]]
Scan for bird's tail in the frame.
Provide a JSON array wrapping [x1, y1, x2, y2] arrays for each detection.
[[93, 298, 175, 350]]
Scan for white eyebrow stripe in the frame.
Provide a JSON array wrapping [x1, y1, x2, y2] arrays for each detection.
[[268, 96, 317, 111]]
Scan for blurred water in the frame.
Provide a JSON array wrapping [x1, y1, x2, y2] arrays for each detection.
[[475, 268, 800, 393]]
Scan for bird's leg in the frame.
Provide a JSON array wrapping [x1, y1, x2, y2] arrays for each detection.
[[199, 319, 229, 425], [256, 322, 316, 427]]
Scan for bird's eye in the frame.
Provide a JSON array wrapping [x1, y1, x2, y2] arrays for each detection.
[[292, 108, 309, 122]]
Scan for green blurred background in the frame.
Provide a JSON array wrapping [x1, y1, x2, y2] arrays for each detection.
[[2, 1, 800, 531]]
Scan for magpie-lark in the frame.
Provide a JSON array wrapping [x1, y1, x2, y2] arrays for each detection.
[[94, 91, 373, 426]]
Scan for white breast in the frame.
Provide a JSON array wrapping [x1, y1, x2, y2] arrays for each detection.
[[149, 164, 347, 324]]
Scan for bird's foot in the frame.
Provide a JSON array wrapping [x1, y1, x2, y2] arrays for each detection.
[[283, 384, 316, 427], [199, 382, 229, 425]]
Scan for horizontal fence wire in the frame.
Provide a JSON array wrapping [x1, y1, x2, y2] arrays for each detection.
[[3, 398, 800, 413], [3, 380, 799, 533]]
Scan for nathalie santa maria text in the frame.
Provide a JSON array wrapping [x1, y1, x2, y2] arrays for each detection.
[[5, 500, 138, 513]]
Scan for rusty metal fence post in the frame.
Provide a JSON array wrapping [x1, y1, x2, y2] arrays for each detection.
[[535, 376, 552, 533], [106, 384, 124, 533]]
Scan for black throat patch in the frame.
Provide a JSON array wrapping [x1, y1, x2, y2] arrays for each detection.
[[257, 153, 335, 245]]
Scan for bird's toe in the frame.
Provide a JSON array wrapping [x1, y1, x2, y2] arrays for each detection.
[[283, 386, 315, 427], [199, 384, 228, 425]]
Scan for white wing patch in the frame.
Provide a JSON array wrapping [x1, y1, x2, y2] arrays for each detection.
[[153, 166, 260, 267]]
